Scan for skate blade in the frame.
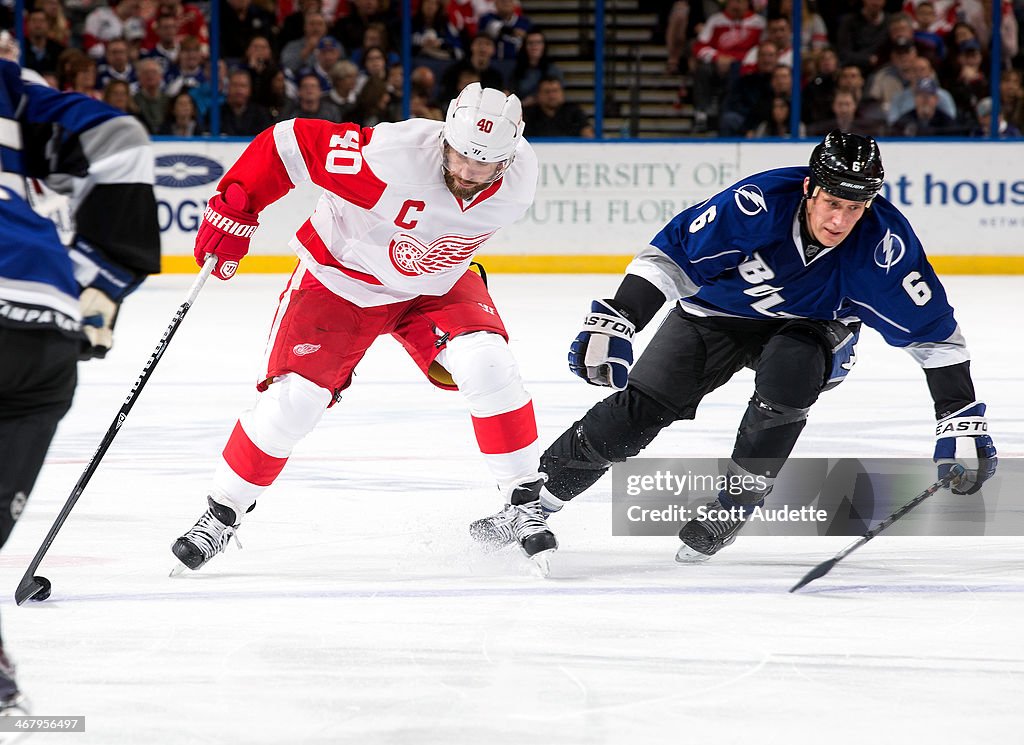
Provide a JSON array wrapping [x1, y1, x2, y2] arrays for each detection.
[[674, 543, 713, 564], [168, 562, 190, 577], [528, 549, 556, 577]]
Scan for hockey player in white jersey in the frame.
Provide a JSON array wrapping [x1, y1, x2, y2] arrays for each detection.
[[172, 84, 557, 573]]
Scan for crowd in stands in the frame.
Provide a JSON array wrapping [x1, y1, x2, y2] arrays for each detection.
[[662, 0, 1023, 137], [4, 0, 1022, 139], [4, 0, 595, 139]]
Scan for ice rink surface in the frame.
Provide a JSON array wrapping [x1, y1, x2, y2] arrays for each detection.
[[1, 273, 1021, 744]]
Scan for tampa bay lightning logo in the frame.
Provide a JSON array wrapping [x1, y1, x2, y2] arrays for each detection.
[[873, 229, 906, 273], [733, 184, 767, 216], [154, 154, 224, 188]]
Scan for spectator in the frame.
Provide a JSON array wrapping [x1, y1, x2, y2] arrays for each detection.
[[23, 9, 65, 77], [279, 0, 321, 48], [97, 37, 137, 91], [690, 0, 766, 133], [133, 58, 170, 132], [865, 37, 919, 117], [512, 28, 563, 107], [350, 22, 401, 68], [143, 0, 209, 55], [159, 90, 207, 134], [280, 11, 329, 74], [101, 79, 140, 116], [911, 1, 948, 63], [332, 0, 393, 55], [219, 0, 277, 62], [750, 94, 805, 137], [970, 96, 1022, 137], [326, 59, 360, 112], [447, 0, 480, 42], [875, 12, 916, 65], [354, 43, 388, 92], [39, 0, 71, 47], [807, 87, 858, 134], [742, 15, 794, 73], [412, 0, 464, 61], [351, 76, 394, 127], [165, 36, 206, 97], [440, 34, 508, 108], [522, 76, 594, 137], [280, 72, 344, 121], [141, 11, 181, 73], [778, 0, 829, 54], [943, 38, 988, 126], [891, 76, 961, 135], [720, 41, 778, 136], [664, 0, 709, 75], [832, 61, 887, 134], [801, 46, 839, 125], [220, 69, 274, 135], [60, 50, 101, 97], [479, 0, 532, 60], [410, 65, 444, 120], [836, 0, 888, 72], [998, 68, 1024, 132], [83, 0, 145, 60], [264, 69, 293, 120], [886, 56, 956, 124], [242, 35, 284, 108], [299, 35, 344, 92]]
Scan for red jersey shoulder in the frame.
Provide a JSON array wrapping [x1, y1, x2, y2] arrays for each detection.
[[291, 119, 387, 210]]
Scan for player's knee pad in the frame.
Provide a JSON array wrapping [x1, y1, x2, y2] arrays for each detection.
[[541, 387, 676, 500], [756, 328, 828, 409], [242, 373, 333, 457], [438, 331, 529, 416]]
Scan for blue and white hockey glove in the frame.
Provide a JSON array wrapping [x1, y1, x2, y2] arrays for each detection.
[[568, 300, 636, 390], [70, 237, 144, 360], [823, 322, 860, 391], [934, 402, 998, 495]]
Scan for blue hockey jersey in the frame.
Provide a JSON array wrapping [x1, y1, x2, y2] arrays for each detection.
[[0, 59, 159, 336], [628, 167, 967, 369]]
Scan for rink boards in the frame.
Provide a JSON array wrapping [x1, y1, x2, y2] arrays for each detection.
[[151, 140, 1024, 274]]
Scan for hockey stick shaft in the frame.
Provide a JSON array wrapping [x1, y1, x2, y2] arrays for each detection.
[[789, 463, 965, 593], [15, 256, 217, 605]]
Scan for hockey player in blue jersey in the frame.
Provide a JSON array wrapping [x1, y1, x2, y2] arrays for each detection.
[[0, 56, 160, 711], [470, 130, 996, 562]]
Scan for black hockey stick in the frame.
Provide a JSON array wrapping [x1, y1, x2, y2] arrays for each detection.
[[15, 256, 218, 605], [789, 463, 965, 593]]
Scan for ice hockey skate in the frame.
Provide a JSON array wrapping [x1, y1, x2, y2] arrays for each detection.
[[469, 478, 557, 575], [675, 496, 754, 563], [170, 496, 242, 574], [0, 646, 28, 720]]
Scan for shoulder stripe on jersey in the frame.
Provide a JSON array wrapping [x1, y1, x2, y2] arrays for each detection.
[[690, 248, 744, 264], [273, 118, 311, 188]]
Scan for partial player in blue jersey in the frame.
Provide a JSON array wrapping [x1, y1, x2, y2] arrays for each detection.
[[0, 56, 160, 712], [469, 130, 996, 562]]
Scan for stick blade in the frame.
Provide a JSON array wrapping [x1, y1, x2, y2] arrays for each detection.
[[789, 558, 839, 593], [15, 576, 45, 606]]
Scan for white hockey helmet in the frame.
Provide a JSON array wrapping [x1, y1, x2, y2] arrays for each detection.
[[442, 83, 525, 170]]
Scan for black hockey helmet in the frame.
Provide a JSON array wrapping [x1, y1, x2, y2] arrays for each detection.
[[808, 130, 885, 204]]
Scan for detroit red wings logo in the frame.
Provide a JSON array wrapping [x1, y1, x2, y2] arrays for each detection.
[[388, 231, 494, 276]]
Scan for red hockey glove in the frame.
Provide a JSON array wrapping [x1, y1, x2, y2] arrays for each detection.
[[194, 183, 259, 280]]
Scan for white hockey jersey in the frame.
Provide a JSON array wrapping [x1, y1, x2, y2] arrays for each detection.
[[220, 117, 538, 307]]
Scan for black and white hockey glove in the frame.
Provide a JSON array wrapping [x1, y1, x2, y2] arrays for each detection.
[[933, 401, 998, 495], [70, 237, 143, 360], [568, 300, 636, 390]]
